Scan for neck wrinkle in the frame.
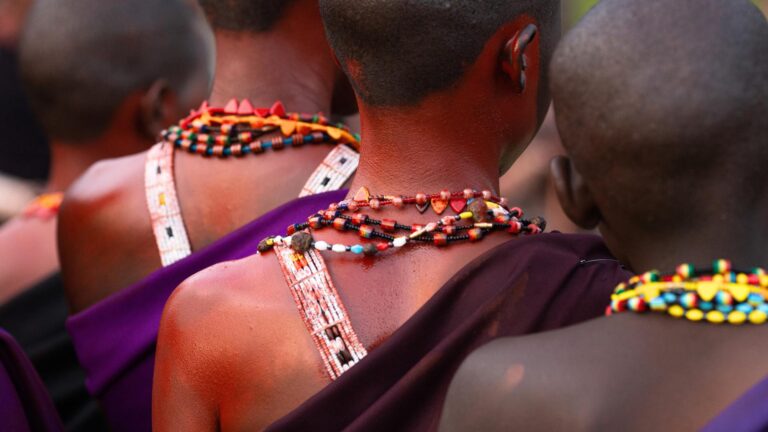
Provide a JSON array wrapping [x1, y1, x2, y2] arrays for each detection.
[[209, 31, 335, 115]]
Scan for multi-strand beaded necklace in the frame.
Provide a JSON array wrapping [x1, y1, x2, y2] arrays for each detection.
[[607, 259, 768, 325], [260, 187, 544, 380], [259, 187, 545, 257], [161, 99, 359, 158]]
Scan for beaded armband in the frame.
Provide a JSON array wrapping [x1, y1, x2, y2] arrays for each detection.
[[272, 235, 367, 379]]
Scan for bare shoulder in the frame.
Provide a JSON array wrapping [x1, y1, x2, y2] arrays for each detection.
[[58, 152, 157, 312], [441, 319, 615, 432], [159, 252, 307, 386]]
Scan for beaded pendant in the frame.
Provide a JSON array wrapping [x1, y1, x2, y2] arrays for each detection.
[[607, 259, 768, 325]]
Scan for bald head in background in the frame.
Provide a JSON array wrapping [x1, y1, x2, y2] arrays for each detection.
[[20, 0, 214, 142], [441, 2, 768, 431], [550, 0, 768, 264]]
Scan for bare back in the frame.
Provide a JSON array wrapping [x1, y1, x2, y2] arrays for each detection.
[[442, 313, 768, 432], [59, 142, 338, 313], [153, 227, 515, 430]]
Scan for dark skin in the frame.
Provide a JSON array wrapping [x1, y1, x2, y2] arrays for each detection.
[[0, 78, 207, 305], [153, 17, 547, 431], [439, 155, 768, 432], [58, 0, 357, 313]]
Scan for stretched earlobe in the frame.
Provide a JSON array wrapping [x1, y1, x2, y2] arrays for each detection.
[[550, 156, 601, 229], [139, 79, 172, 140], [502, 24, 538, 94]]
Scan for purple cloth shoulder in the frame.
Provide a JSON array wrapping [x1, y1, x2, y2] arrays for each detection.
[[66, 189, 347, 432], [701, 375, 768, 432], [0, 329, 63, 432]]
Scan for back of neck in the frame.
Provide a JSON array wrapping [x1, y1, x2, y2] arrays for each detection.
[[348, 102, 503, 198], [209, 30, 335, 115]]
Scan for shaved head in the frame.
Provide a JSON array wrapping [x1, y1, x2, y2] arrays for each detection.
[[198, 0, 300, 31], [552, 0, 768, 234], [19, 0, 214, 141], [320, 0, 560, 107]]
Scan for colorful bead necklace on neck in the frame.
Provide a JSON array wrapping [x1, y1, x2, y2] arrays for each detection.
[[22, 192, 63, 220], [259, 187, 545, 257], [161, 99, 360, 158], [607, 259, 768, 325]]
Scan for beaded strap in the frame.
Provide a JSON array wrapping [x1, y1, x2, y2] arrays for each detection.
[[299, 144, 359, 197], [145, 142, 192, 266], [272, 239, 367, 380]]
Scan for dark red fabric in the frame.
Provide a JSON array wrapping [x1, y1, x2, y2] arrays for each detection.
[[267, 232, 630, 432]]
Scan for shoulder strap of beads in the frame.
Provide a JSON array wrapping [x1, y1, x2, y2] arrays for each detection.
[[272, 239, 367, 380], [145, 142, 192, 266], [299, 144, 359, 197]]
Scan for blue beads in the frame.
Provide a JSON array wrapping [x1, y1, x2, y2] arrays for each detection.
[[663, 292, 678, 303], [699, 301, 714, 311], [748, 293, 764, 305], [758, 304, 768, 314], [350, 245, 364, 254], [736, 303, 754, 314], [649, 297, 667, 311], [717, 305, 734, 314], [223, 147, 232, 156]]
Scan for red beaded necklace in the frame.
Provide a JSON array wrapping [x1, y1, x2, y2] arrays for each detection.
[[259, 187, 545, 257]]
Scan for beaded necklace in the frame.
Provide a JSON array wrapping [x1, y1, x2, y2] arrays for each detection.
[[264, 188, 543, 380], [259, 187, 545, 257], [22, 192, 63, 220], [161, 99, 359, 158], [607, 259, 768, 325]]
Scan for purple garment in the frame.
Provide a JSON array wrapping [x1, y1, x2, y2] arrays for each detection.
[[267, 233, 630, 431], [66, 189, 347, 432], [0, 329, 63, 432], [701, 375, 768, 432]]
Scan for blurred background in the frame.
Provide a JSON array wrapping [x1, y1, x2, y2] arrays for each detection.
[[0, 0, 766, 227]]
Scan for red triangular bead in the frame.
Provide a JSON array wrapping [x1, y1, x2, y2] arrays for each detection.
[[224, 98, 239, 113], [254, 107, 270, 117], [270, 101, 286, 117], [450, 199, 467, 214], [238, 99, 254, 115], [198, 100, 209, 112]]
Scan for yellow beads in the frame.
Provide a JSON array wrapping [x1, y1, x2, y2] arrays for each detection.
[[668, 305, 685, 318], [727, 311, 747, 325], [685, 309, 704, 321], [749, 310, 767, 325], [706, 311, 725, 324]]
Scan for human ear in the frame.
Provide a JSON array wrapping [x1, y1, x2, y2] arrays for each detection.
[[139, 79, 176, 140], [549, 155, 601, 229], [501, 23, 538, 94]]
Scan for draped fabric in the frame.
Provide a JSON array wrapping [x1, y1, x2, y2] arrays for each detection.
[[701, 375, 768, 432], [0, 273, 107, 431], [66, 189, 348, 432], [0, 329, 63, 432], [267, 233, 630, 431]]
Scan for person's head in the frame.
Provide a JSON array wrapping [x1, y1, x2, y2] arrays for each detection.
[[320, 0, 561, 171], [19, 0, 214, 151], [550, 0, 768, 269], [198, 0, 357, 115]]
